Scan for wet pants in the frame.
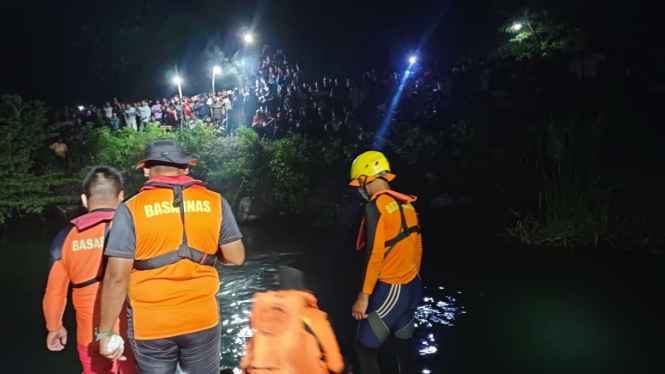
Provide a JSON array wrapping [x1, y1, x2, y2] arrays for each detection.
[[130, 324, 221, 374]]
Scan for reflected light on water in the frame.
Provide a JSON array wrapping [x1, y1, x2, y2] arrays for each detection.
[[414, 286, 467, 357], [217, 251, 300, 368]]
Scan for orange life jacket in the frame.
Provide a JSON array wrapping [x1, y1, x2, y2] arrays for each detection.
[[241, 291, 333, 374], [68, 209, 114, 288], [356, 190, 420, 251], [124, 175, 224, 340], [132, 177, 217, 270], [44, 209, 115, 345]]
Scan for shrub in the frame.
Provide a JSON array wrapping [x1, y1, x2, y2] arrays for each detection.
[[0, 97, 72, 224], [506, 116, 665, 249]]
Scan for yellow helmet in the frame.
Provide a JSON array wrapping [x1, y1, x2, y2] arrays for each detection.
[[349, 151, 396, 186]]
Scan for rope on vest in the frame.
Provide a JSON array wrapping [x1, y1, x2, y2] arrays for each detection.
[[133, 181, 217, 271], [383, 195, 420, 259]]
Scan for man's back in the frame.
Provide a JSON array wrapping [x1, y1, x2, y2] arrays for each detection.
[[45, 210, 112, 345], [362, 191, 422, 292], [242, 290, 344, 374], [107, 184, 224, 340], [99, 140, 244, 374]]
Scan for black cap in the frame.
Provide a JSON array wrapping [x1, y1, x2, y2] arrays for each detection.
[[276, 267, 309, 292], [135, 138, 198, 169]]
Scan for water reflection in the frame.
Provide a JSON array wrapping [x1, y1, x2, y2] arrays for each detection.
[[217, 250, 303, 368], [415, 286, 467, 358]]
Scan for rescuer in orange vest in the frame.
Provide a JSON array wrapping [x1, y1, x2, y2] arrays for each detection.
[[43, 166, 138, 374], [97, 138, 245, 374], [349, 151, 424, 374], [240, 267, 347, 374]]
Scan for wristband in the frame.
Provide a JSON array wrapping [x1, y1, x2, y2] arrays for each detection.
[[94, 328, 115, 341]]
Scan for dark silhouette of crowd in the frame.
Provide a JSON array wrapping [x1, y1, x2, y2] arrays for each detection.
[[53, 44, 609, 148]]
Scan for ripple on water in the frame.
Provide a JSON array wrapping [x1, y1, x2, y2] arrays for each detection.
[[216, 250, 303, 368], [414, 286, 467, 358]]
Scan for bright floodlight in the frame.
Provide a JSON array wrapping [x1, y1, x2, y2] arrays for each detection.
[[173, 76, 182, 84], [244, 33, 253, 43], [78, 106, 84, 111], [512, 22, 522, 32], [409, 56, 417, 64], [213, 66, 221, 74]]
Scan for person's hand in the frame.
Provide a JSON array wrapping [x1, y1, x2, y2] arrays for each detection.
[[99, 335, 126, 362], [352, 294, 369, 320], [46, 326, 68, 351]]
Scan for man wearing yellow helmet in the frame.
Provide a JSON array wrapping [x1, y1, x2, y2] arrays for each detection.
[[349, 151, 423, 374]]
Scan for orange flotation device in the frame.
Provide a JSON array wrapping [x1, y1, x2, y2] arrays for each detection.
[[241, 291, 329, 374]]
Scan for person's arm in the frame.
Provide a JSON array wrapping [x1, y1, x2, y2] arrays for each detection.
[[43, 227, 71, 351], [361, 200, 386, 295], [219, 240, 245, 265], [98, 258, 132, 336], [415, 232, 423, 273], [217, 197, 245, 265], [352, 199, 386, 320], [99, 203, 136, 360]]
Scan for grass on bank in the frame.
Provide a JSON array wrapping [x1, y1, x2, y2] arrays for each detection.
[[506, 116, 665, 250]]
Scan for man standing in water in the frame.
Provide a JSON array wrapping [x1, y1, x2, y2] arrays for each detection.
[[349, 151, 424, 374], [43, 166, 138, 374], [98, 138, 245, 374]]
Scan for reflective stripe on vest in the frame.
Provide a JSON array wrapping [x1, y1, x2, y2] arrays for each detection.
[[133, 180, 217, 271], [71, 221, 111, 288], [383, 195, 420, 259]]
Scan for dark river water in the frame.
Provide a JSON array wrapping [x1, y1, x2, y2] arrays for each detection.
[[2, 208, 665, 374]]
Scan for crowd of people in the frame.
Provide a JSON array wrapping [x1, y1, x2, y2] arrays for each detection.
[[53, 45, 609, 151]]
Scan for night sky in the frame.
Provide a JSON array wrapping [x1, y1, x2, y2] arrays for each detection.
[[1, 0, 663, 105]]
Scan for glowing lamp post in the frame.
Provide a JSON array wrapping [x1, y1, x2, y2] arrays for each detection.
[[212, 66, 221, 94], [408, 56, 417, 64], [511, 22, 523, 32], [173, 76, 183, 100], [243, 33, 253, 44]]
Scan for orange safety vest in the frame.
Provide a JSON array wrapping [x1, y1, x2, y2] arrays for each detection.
[[356, 190, 421, 252], [124, 175, 224, 340], [241, 291, 345, 374], [44, 209, 114, 346], [132, 178, 217, 270]]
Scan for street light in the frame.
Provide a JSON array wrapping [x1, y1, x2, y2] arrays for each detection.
[[78, 106, 85, 111], [408, 56, 417, 64], [244, 33, 253, 44], [173, 76, 183, 99], [212, 66, 221, 94], [511, 22, 522, 32]]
